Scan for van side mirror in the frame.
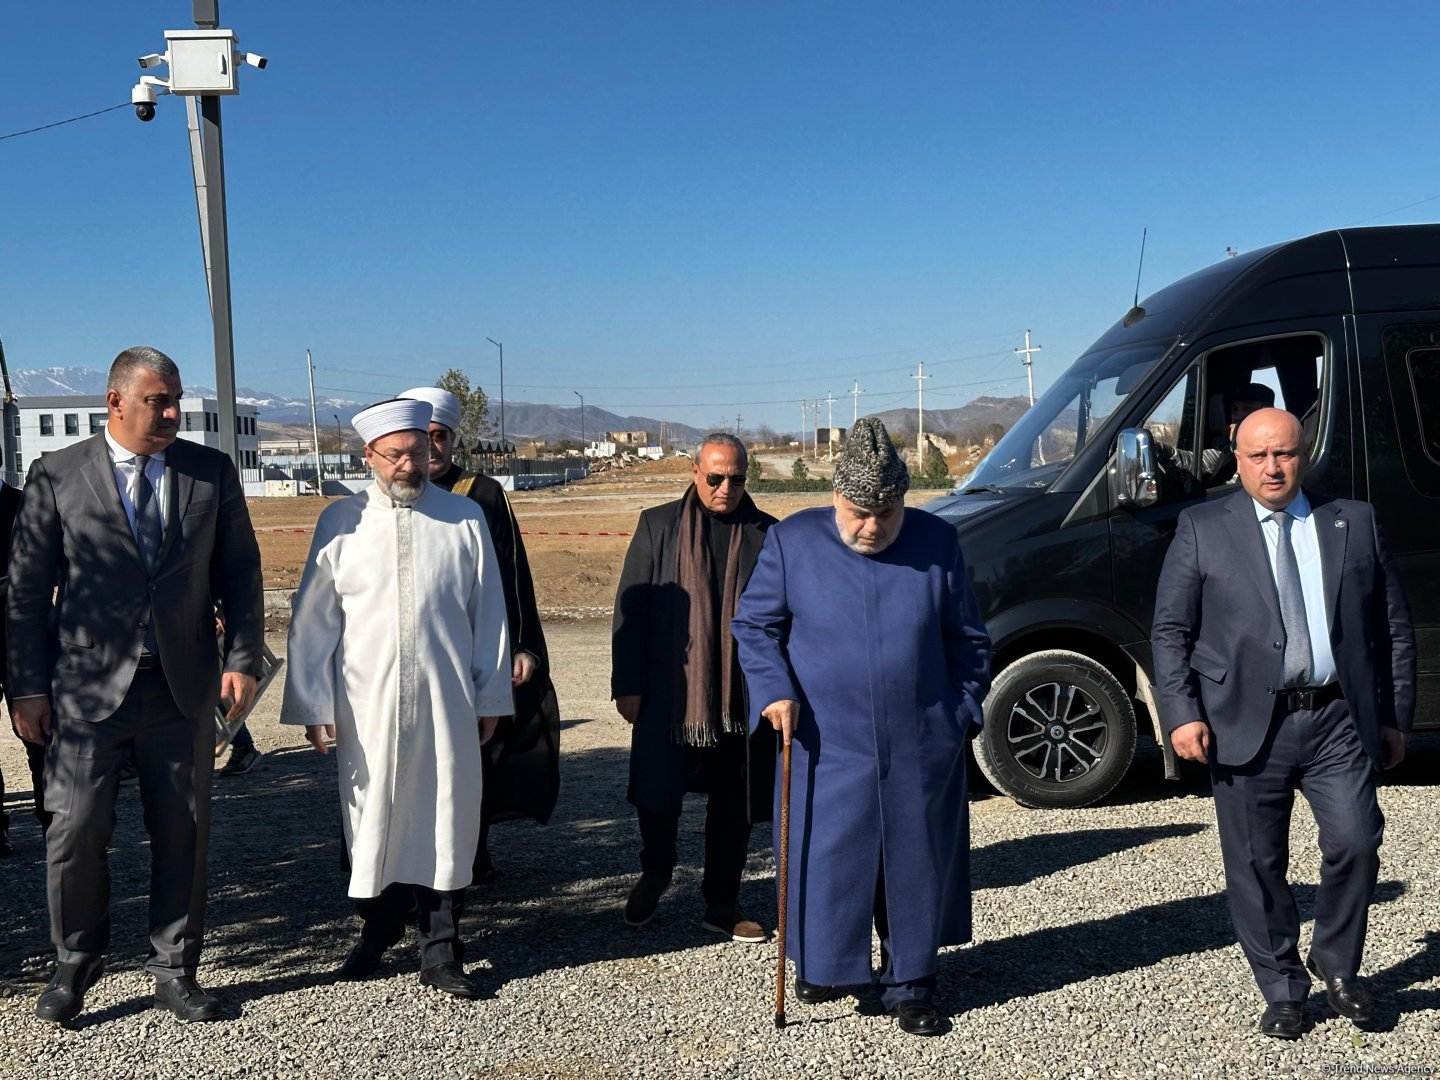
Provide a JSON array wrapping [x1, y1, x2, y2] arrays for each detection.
[[1113, 428, 1158, 508]]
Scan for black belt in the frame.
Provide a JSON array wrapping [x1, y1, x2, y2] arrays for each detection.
[[136, 654, 163, 671], [1277, 683, 1341, 713]]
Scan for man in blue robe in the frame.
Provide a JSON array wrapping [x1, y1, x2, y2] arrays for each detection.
[[732, 417, 991, 1036]]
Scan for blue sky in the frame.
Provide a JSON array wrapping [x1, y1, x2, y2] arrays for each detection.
[[3, 2, 1438, 433]]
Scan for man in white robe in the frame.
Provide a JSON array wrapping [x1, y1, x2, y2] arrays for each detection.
[[281, 398, 512, 999]]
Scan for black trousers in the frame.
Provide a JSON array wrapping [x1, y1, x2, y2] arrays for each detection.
[[1211, 697, 1384, 1004], [638, 766, 751, 908], [44, 669, 212, 980], [356, 883, 466, 970], [0, 732, 50, 836]]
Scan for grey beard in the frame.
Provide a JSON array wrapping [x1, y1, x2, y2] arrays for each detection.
[[380, 474, 427, 505]]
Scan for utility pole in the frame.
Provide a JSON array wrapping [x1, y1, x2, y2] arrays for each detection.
[[305, 348, 322, 491], [486, 337, 506, 450], [823, 391, 836, 458], [850, 379, 864, 425], [800, 400, 808, 457], [734, 413, 742, 436], [1014, 329, 1041, 407], [186, 1, 243, 466], [812, 402, 822, 460], [573, 390, 585, 477], [912, 361, 931, 470]]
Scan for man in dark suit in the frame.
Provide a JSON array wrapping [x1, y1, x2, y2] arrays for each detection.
[[7, 346, 264, 1024], [612, 433, 776, 940], [1152, 407, 1415, 1040], [1, 469, 48, 855]]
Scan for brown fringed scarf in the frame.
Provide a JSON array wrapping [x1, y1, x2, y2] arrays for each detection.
[[674, 484, 745, 747]]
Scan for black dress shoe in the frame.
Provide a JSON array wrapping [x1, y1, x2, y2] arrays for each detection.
[[794, 979, 839, 1005], [337, 938, 391, 981], [153, 975, 222, 1022], [1259, 1001, 1305, 1039], [35, 958, 105, 1023], [623, 870, 671, 927], [419, 961, 480, 999], [1306, 953, 1372, 1022], [889, 999, 942, 1036]]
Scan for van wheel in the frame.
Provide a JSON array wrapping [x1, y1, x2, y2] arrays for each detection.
[[973, 650, 1136, 809]]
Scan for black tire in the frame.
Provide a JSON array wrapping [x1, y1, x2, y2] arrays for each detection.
[[973, 649, 1137, 809]]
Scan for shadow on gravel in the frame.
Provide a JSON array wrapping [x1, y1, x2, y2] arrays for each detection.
[[937, 879, 1406, 1016], [972, 824, 1208, 890], [0, 725, 1429, 1019]]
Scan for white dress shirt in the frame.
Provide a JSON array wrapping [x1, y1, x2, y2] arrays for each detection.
[[1252, 490, 1337, 687], [104, 426, 169, 536]]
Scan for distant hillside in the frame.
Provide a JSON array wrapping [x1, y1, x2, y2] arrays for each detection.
[[872, 395, 1031, 440]]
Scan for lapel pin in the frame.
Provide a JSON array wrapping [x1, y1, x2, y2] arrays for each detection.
[[1334, 519, 1346, 528]]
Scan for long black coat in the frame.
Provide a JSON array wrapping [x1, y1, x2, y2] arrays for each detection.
[[438, 466, 561, 826], [611, 491, 777, 820]]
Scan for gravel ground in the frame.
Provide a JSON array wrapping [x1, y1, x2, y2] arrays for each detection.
[[2, 621, 1437, 1079]]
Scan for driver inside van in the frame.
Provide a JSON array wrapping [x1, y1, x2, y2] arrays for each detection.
[[1152, 382, 1277, 493]]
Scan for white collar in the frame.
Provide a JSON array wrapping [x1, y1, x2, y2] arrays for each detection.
[[1251, 489, 1311, 522]]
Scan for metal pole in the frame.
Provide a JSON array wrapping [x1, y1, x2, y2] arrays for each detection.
[[799, 400, 807, 458], [486, 337, 505, 450], [186, 0, 239, 466], [333, 414, 342, 476], [305, 349, 321, 490], [913, 362, 930, 470], [824, 392, 836, 459], [573, 390, 585, 478], [1014, 329, 1041, 408]]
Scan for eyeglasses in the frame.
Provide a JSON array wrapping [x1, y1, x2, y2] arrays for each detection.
[[374, 449, 429, 466], [703, 473, 746, 488]]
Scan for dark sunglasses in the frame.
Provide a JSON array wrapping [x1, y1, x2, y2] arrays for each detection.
[[703, 472, 747, 488]]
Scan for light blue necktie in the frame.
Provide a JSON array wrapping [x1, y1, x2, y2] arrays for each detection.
[[1270, 510, 1312, 687]]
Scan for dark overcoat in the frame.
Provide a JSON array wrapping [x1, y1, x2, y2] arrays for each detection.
[[732, 507, 992, 986], [439, 466, 561, 825], [611, 490, 777, 820]]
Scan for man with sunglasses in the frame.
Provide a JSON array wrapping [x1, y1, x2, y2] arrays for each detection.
[[612, 433, 777, 940], [400, 386, 559, 883]]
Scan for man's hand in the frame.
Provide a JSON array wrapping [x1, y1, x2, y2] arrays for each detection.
[[762, 699, 800, 746], [1171, 720, 1211, 764], [511, 651, 537, 688], [220, 672, 258, 723], [305, 724, 335, 754], [479, 716, 500, 745], [12, 697, 52, 745], [615, 695, 642, 725], [1381, 727, 1406, 770]]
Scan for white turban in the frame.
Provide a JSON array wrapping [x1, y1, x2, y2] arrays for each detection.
[[352, 398, 432, 446], [400, 386, 462, 432]]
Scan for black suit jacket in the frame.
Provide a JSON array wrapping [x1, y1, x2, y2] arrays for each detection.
[[0, 482, 21, 698], [6, 434, 264, 723], [1152, 487, 1416, 768]]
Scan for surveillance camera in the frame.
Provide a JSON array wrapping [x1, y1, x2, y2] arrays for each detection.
[[132, 80, 159, 121], [239, 51, 267, 69], [137, 52, 166, 70]]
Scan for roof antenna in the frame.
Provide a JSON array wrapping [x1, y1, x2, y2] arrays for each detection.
[[1123, 227, 1147, 327]]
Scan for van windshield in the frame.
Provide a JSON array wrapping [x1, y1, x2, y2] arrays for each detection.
[[963, 342, 1168, 491]]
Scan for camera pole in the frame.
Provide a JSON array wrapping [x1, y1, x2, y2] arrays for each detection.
[[187, 0, 239, 467]]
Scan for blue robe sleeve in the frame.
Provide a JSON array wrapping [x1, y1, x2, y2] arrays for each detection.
[[732, 527, 803, 734], [944, 538, 993, 735]]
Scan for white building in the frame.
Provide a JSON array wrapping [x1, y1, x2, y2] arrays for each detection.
[[10, 395, 261, 482]]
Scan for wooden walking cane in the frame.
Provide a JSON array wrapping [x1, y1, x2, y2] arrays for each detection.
[[774, 736, 792, 1030]]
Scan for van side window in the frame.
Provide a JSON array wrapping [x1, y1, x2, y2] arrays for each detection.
[[1142, 331, 1328, 503], [1404, 348, 1440, 464]]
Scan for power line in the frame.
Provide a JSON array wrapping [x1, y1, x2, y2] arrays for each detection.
[[0, 102, 130, 143]]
